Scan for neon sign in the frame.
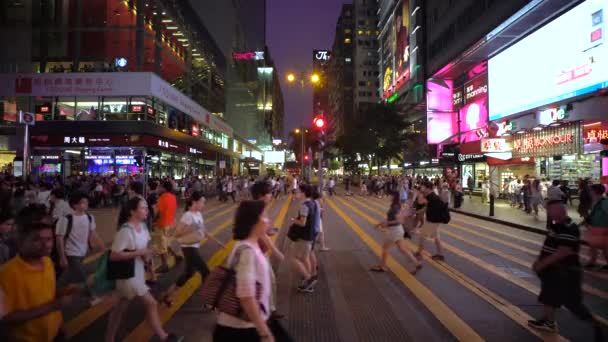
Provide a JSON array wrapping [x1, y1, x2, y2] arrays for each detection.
[[314, 50, 331, 61], [513, 134, 574, 152], [232, 51, 264, 61]]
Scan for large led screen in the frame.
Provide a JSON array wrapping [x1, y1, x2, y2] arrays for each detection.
[[489, 0, 608, 120], [427, 79, 457, 144]]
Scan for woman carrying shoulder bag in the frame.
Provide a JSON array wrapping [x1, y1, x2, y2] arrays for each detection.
[[105, 197, 182, 342], [214, 200, 275, 342]]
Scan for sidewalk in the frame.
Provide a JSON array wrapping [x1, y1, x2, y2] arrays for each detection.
[[451, 196, 581, 233]]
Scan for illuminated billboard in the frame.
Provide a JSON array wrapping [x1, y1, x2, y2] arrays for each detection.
[[426, 79, 457, 144], [489, 0, 608, 120], [459, 73, 488, 143], [381, 1, 410, 100]]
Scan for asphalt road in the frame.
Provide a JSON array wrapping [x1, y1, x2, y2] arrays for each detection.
[[61, 193, 607, 341]]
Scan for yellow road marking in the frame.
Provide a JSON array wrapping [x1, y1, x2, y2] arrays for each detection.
[[444, 228, 608, 301], [123, 196, 292, 342], [450, 214, 607, 270], [346, 196, 608, 327], [339, 196, 567, 342], [325, 197, 484, 342], [64, 202, 241, 339]]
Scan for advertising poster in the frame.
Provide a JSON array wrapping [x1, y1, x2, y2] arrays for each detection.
[[427, 79, 457, 144], [381, 1, 410, 100], [459, 73, 489, 143], [489, 0, 608, 120]]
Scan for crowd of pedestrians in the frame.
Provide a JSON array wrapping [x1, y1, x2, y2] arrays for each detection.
[[0, 169, 605, 341]]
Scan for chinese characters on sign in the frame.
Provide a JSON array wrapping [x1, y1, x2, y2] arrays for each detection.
[[511, 121, 581, 158], [481, 138, 511, 153], [585, 129, 608, 144], [64, 136, 86, 144], [514, 134, 573, 152]]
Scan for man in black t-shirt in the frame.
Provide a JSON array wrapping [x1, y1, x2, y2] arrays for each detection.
[[529, 200, 604, 341]]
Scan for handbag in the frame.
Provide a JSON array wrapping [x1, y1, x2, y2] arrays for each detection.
[[107, 225, 136, 280], [200, 244, 263, 321], [176, 223, 205, 245], [287, 223, 304, 241], [94, 250, 116, 291]]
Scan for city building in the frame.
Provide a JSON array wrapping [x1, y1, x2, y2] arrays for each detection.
[[377, 0, 425, 120], [210, 0, 283, 148], [420, 0, 608, 190], [312, 49, 331, 117], [353, 0, 380, 108], [327, 4, 355, 138], [0, 0, 262, 178]]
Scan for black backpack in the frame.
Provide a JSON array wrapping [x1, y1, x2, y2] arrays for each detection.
[[426, 194, 451, 224], [287, 201, 316, 241], [51, 213, 93, 274]]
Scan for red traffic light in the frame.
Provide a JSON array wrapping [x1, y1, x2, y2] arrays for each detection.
[[313, 116, 325, 129], [304, 155, 310, 161]]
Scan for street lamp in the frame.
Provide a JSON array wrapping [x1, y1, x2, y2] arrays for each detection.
[[294, 127, 305, 178], [286, 73, 296, 83], [310, 73, 320, 84]]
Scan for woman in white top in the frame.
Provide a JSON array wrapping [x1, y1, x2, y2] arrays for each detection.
[[162, 191, 224, 306], [214, 200, 274, 342], [105, 197, 181, 342]]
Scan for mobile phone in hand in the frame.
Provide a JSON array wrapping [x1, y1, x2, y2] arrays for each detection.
[[266, 227, 279, 236]]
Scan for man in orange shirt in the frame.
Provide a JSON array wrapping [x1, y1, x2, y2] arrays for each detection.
[[153, 181, 179, 273], [0, 205, 76, 342]]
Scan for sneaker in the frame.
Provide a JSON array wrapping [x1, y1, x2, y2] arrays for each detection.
[[528, 319, 558, 333], [89, 296, 103, 307], [297, 283, 314, 293]]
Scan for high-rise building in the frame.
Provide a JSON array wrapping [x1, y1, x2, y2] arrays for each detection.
[[0, 0, 263, 177], [328, 4, 355, 138], [202, 0, 283, 146], [312, 49, 331, 117], [353, 0, 380, 108]]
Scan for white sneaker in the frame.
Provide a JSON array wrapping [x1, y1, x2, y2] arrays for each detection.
[[89, 296, 103, 307]]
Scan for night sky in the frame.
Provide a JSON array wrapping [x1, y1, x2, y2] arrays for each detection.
[[267, 0, 345, 138]]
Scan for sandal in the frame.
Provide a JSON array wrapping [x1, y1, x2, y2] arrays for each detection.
[[370, 266, 387, 272]]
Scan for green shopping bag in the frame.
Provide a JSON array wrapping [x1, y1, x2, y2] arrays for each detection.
[[94, 250, 116, 292]]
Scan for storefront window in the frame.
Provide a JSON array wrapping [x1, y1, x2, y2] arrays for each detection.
[[101, 97, 128, 120], [75, 97, 99, 121], [55, 97, 76, 121]]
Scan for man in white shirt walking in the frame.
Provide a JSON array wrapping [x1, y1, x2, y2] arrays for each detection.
[[56, 192, 105, 306]]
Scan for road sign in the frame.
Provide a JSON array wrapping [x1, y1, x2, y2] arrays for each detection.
[[19, 111, 35, 126]]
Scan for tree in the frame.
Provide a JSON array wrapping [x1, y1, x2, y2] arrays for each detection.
[[334, 103, 411, 174]]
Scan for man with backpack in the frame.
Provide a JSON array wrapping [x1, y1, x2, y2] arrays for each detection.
[[415, 181, 450, 261], [288, 184, 318, 293], [55, 192, 104, 306]]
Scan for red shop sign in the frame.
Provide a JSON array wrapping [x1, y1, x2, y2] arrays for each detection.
[[583, 121, 608, 144]]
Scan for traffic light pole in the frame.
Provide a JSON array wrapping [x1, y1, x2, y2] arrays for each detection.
[[300, 126, 305, 180]]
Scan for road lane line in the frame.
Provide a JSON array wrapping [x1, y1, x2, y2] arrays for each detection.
[[451, 215, 606, 270], [444, 228, 608, 301], [449, 222, 608, 281], [122, 196, 292, 342], [339, 196, 568, 342], [64, 202, 243, 339], [325, 197, 484, 342], [346, 196, 608, 327]]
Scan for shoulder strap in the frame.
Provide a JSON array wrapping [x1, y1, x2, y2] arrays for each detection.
[[228, 244, 252, 269], [64, 214, 73, 242]]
